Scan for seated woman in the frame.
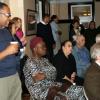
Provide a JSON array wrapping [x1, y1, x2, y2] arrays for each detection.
[[53, 40, 77, 84], [23, 37, 86, 100], [53, 40, 84, 85]]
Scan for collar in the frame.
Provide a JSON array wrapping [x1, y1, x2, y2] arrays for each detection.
[[74, 45, 85, 51], [30, 20, 36, 24], [41, 21, 48, 25], [95, 60, 100, 66], [0, 27, 5, 29]]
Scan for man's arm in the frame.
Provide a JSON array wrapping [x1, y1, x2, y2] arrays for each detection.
[[0, 44, 19, 60]]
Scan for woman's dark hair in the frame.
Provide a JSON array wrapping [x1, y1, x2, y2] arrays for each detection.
[[61, 40, 71, 47], [0, 2, 8, 10], [89, 20, 95, 29], [8, 20, 14, 33], [51, 15, 57, 21], [72, 20, 79, 25]]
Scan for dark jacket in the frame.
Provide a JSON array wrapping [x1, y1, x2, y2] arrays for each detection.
[[37, 22, 55, 46], [37, 22, 55, 62], [84, 61, 100, 100], [84, 28, 97, 51], [53, 50, 77, 83]]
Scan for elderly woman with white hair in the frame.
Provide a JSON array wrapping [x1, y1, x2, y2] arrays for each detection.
[[95, 34, 100, 43], [84, 42, 100, 100]]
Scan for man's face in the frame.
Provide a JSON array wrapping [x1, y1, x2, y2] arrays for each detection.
[[0, 6, 11, 27], [77, 36, 85, 47], [44, 16, 50, 24]]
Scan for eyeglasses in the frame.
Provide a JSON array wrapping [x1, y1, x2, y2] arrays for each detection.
[[0, 12, 11, 18]]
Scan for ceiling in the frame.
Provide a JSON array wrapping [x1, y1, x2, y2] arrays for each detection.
[[49, 0, 93, 3]]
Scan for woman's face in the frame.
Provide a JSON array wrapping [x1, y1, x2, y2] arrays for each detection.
[[35, 41, 47, 57], [73, 22, 79, 29], [63, 41, 72, 55], [15, 19, 22, 29], [89, 22, 95, 30]]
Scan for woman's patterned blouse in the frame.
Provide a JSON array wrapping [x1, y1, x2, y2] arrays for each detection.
[[23, 57, 87, 100]]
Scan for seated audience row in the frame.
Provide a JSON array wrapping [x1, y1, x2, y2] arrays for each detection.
[[23, 37, 86, 100]]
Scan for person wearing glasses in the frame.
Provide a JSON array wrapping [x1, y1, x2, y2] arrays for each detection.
[[0, 2, 22, 100]]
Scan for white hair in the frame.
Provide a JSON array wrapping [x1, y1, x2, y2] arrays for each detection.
[[90, 42, 100, 59], [96, 34, 100, 43]]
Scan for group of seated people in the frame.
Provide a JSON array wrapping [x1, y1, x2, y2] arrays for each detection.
[[8, 15, 100, 100], [23, 33, 100, 100]]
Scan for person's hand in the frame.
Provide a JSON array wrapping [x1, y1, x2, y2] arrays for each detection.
[[71, 72, 76, 83], [5, 43, 19, 56], [63, 75, 72, 83], [33, 72, 46, 81], [20, 36, 27, 46]]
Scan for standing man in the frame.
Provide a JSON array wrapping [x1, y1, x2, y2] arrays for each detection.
[[37, 14, 55, 63], [0, 2, 22, 100], [50, 15, 61, 55]]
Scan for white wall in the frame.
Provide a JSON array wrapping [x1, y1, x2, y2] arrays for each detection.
[[50, 3, 69, 41], [23, 0, 36, 57], [9, 0, 25, 33]]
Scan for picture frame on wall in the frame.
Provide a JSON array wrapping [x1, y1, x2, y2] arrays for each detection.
[[26, 9, 37, 36], [68, 2, 94, 24]]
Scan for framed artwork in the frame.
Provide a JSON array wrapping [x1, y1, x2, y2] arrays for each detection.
[[68, 2, 94, 24], [26, 9, 37, 36]]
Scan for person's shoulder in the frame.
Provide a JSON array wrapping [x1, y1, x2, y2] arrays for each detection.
[[69, 53, 74, 57], [26, 57, 33, 63], [73, 45, 77, 50], [86, 62, 97, 73], [54, 50, 62, 58], [42, 57, 48, 62], [84, 46, 89, 51]]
